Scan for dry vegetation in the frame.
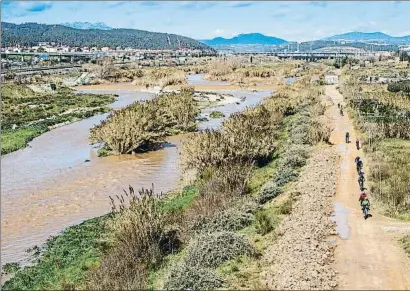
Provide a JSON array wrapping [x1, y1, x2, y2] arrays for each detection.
[[85, 58, 188, 88], [340, 62, 410, 218], [203, 56, 308, 86], [90, 86, 198, 154]]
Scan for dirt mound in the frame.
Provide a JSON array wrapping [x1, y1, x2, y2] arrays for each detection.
[[263, 146, 339, 290]]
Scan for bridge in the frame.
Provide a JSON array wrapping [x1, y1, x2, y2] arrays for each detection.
[[230, 51, 373, 60], [1, 51, 100, 58], [0, 65, 82, 76], [1, 51, 100, 64]]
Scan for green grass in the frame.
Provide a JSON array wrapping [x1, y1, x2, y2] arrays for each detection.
[[2, 215, 110, 290], [209, 111, 225, 118], [1, 126, 47, 155], [248, 159, 277, 195], [1, 83, 115, 155], [160, 185, 198, 212]]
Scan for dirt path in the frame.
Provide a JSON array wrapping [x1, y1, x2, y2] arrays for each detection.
[[326, 84, 410, 290], [263, 146, 339, 290]]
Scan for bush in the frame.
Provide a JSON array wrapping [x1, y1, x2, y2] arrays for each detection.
[[88, 186, 182, 290], [97, 146, 110, 157], [164, 262, 224, 290], [209, 111, 225, 118], [191, 203, 256, 234], [90, 89, 198, 154], [181, 105, 278, 172], [184, 231, 255, 268], [2, 263, 20, 275], [254, 210, 274, 235], [86, 248, 148, 290], [259, 181, 283, 204], [274, 167, 299, 187]]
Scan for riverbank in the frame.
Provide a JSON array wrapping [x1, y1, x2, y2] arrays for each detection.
[[1, 83, 115, 155], [3, 72, 333, 289]]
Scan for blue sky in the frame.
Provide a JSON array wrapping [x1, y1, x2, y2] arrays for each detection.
[[1, 1, 410, 41]]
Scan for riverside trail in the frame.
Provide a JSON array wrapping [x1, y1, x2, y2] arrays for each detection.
[[326, 84, 410, 290]]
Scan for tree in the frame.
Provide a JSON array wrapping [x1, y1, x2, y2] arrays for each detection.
[[95, 57, 116, 79], [399, 51, 409, 62]]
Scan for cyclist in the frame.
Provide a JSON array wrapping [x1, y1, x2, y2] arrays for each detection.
[[345, 132, 350, 143], [358, 172, 365, 191], [360, 196, 371, 219], [359, 192, 367, 203], [357, 159, 363, 172]]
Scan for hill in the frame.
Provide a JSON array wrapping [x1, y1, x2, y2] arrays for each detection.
[[200, 33, 288, 46], [1, 22, 215, 51], [324, 31, 410, 44], [60, 22, 112, 30]]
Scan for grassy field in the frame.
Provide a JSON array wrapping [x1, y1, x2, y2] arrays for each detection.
[[1, 83, 115, 155]]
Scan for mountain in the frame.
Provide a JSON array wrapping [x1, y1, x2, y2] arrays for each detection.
[[1, 22, 215, 52], [324, 31, 410, 44], [61, 22, 112, 30], [200, 33, 288, 46]]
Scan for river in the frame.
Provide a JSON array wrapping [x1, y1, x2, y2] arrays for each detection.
[[1, 75, 272, 266]]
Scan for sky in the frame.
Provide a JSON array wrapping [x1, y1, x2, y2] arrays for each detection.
[[1, 1, 410, 42]]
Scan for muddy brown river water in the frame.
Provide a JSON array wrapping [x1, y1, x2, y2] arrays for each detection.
[[1, 75, 272, 266]]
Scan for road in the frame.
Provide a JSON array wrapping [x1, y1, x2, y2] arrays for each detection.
[[326, 84, 410, 290]]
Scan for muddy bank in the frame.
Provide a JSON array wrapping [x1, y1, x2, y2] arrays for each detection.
[[263, 146, 339, 289]]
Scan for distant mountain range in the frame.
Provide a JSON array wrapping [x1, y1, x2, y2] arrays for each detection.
[[61, 22, 112, 30], [200, 33, 287, 46], [1, 22, 214, 52], [323, 31, 410, 43], [200, 31, 410, 47]]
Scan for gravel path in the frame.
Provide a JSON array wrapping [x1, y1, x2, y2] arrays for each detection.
[[263, 146, 339, 290]]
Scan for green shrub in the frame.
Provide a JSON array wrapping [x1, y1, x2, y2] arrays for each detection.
[[2, 263, 20, 275], [191, 204, 255, 234], [254, 210, 273, 235], [274, 167, 299, 187], [164, 261, 224, 290], [184, 231, 255, 268], [97, 146, 110, 157], [259, 181, 283, 204], [209, 111, 225, 118]]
